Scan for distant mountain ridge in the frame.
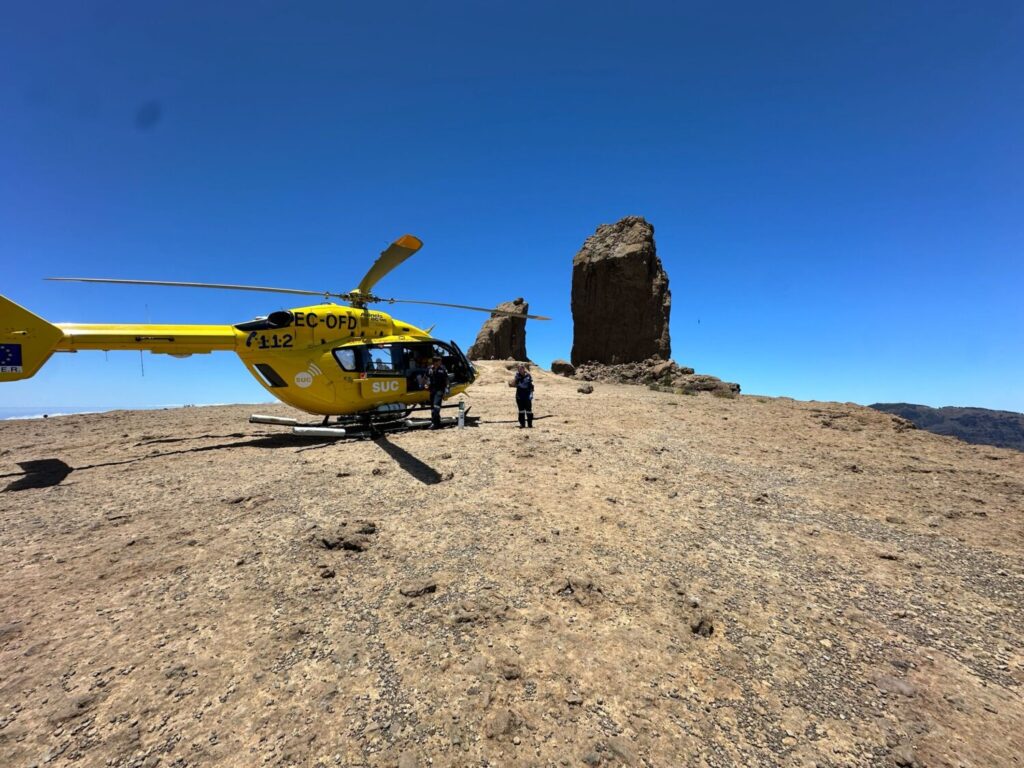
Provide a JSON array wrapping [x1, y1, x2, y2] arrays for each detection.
[[869, 402, 1024, 451]]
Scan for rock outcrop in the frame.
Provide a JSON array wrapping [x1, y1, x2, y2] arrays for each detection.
[[573, 358, 740, 396], [870, 403, 1024, 451], [571, 216, 671, 365], [467, 298, 529, 361]]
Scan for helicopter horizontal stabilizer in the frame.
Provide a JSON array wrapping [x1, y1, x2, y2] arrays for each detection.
[[0, 295, 65, 382]]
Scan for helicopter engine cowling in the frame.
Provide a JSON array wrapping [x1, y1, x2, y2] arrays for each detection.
[[266, 310, 293, 328]]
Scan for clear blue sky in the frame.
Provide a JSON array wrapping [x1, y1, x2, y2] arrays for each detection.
[[2, 2, 1022, 411]]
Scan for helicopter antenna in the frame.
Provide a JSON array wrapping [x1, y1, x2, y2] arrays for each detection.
[[140, 303, 148, 377]]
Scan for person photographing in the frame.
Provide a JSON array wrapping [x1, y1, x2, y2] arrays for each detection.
[[513, 363, 534, 428]]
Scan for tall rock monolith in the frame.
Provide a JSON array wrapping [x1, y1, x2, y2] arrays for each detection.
[[571, 216, 671, 365], [467, 298, 529, 361]]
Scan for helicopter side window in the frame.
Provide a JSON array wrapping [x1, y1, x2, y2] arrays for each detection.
[[363, 345, 401, 375], [334, 348, 357, 371]]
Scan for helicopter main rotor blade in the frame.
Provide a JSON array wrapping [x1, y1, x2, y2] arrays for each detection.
[[353, 234, 423, 297], [46, 277, 351, 300], [382, 297, 551, 320]]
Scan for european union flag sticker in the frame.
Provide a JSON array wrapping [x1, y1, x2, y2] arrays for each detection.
[[0, 343, 23, 373]]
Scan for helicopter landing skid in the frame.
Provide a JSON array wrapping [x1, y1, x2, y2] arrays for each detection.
[[249, 402, 470, 439]]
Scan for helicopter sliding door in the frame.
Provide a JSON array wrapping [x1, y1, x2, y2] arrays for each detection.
[[334, 341, 473, 395], [447, 340, 475, 384], [395, 341, 474, 392]]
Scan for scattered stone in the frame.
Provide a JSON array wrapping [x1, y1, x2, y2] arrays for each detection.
[[551, 359, 576, 376], [319, 566, 336, 579], [484, 709, 515, 739], [48, 694, 98, 723], [566, 692, 584, 706], [578, 384, 594, 395], [319, 534, 370, 552], [650, 360, 675, 378], [0, 621, 23, 645], [467, 298, 530, 360], [316, 524, 376, 553], [163, 664, 188, 680], [605, 736, 639, 765], [874, 674, 917, 697], [399, 580, 437, 598], [583, 751, 602, 766], [690, 614, 715, 637], [892, 743, 919, 767], [557, 574, 604, 605]]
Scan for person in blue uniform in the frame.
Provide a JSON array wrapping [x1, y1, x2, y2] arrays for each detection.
[[513, 363, 534, 428], [428, 356, 448, 429]]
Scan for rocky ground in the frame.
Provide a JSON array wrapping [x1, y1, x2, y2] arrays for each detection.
[[1, 361, 1022, 768]]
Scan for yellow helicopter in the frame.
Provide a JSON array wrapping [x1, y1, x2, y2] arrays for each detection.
[[0, 235, 548, 436]]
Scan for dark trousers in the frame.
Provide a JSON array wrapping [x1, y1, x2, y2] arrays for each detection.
[[430, 390, 444, 427], [516, 391, 533, 427]]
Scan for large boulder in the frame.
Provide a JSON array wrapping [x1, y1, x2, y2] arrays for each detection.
[[550, 359, 576, 376], [571, 216, 671, 365], [467, 298, 529, 361]]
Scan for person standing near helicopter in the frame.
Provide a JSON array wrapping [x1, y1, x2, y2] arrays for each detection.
[[428, 355, 448, 429], [513, 363, 534, 428]]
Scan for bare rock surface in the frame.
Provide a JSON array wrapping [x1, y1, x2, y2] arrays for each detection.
[[2, 363, 1023, 767], [571, 216, 671, 365], [467, 298, 529, 361], [575, 357, 740, 395]]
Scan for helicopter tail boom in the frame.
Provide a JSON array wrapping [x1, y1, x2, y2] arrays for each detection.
[[0, 294, 238, 382], [52, 323, 237, 355]]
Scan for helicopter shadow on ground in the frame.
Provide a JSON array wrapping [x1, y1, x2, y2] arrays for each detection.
[[0, 434, 336, 492], [0, 426, 473, 491], [479, 414, 555, 425], [1, 459, 75, 492], [372, 434, 442, 485]]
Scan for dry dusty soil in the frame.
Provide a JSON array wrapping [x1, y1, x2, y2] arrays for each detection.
[[1, 361, 1022, 768]]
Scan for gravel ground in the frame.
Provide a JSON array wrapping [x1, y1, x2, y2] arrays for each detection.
[[1, 361, 1022, 768]]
